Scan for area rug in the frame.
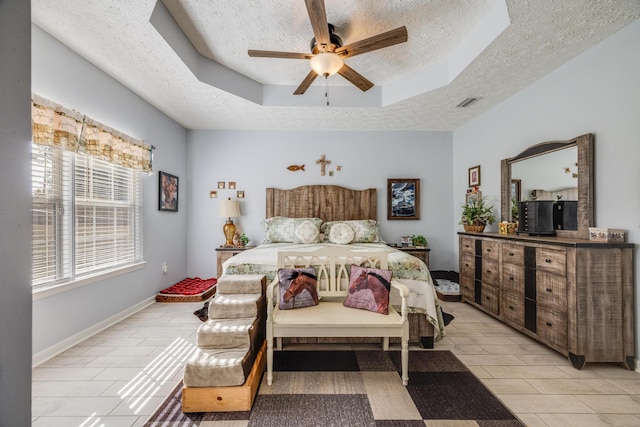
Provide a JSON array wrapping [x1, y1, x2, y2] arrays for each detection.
[[144, 350, 523, 426]]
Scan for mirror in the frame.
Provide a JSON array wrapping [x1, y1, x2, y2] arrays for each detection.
[[501, 133, 594, 239]]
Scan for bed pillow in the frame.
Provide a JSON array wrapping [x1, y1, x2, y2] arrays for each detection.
[[293, 218, 323, 244], [322, 220, 384, 243], [327, 222, 355, 244], [262, 216, 295, 243], [278, 267, 319, 310], [343, 265, 392, 314]]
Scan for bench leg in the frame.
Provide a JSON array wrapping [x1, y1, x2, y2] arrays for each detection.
[[382, 337, 389, 351], [267, 338, 274, 385], [401, 339, 409, 386], [276, 337, 283, 351]]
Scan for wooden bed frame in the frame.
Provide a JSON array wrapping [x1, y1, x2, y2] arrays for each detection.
[[266, 184, 435, 347]]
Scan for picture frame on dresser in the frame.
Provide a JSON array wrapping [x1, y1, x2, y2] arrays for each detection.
[[387, 178, 420, 220]]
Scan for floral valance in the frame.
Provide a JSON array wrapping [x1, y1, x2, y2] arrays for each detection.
[[31, 94, 153, 172]]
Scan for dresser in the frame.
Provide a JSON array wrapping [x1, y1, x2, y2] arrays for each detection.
[[459, 232, 634, 369]]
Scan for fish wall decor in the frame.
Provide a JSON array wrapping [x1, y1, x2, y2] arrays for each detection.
[[287, 165, 305, 172]]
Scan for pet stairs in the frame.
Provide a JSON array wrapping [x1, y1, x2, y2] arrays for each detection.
[[182, 274, 266, 412]]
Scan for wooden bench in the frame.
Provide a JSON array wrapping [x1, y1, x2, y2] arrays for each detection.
[[266, 247, 409, 386]]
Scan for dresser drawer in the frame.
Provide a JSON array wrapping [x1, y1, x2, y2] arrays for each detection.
[[481, 240, 500, 262], [482, 259, 500, 286], [460, 254, 475, 281], [460, 274, 475, 301], [502, 244, 524, 267], [501, 291, 524, 327], [536, 271, 567, 313], [536, 248, 567, 276], [502, 263, 524, 295], [460, 237, 476, 256], [481, 283, 499, 315], [536, 306, 567, 349]]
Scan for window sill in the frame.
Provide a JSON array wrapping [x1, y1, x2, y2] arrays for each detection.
[[32, 262, 146, 301]]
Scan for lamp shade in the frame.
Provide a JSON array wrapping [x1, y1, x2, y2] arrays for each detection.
[[219, 198, 241, 218], [309, 52, 344, 76]]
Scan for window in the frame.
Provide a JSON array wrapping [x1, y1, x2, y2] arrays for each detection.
[[31, 94, 152, 290], [31, 144, 144, 289]]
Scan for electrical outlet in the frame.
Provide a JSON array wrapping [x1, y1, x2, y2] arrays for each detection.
[[162, 262, 168, 274]]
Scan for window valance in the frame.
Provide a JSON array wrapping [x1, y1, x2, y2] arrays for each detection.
[[31, 94, 153, 172]]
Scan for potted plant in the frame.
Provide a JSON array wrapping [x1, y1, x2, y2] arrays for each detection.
[[234, 232, 250, 248], [460, 195, 495, 232], [411, 234, 428, 247]]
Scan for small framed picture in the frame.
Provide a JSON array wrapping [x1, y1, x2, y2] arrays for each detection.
[[466, 191, 481, 205], [229, 181, 236, 189], [400, 236, 412, 247], [209, 190, 217, 198], [158, 171, 179, 212], [237, 190, 245, 198], [468, 165, 481, 187], [217, 181, 225, 189]]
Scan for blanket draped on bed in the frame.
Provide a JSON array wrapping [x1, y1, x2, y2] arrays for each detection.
[[221, 242, 446, 341]]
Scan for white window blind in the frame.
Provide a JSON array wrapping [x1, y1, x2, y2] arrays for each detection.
[[31, 144, 143, 289]]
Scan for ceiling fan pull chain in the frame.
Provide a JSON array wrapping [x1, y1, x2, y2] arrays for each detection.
[[324, 75, 329, 107]]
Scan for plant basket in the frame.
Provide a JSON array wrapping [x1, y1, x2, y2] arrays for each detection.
[[463, 224, 485, 232]]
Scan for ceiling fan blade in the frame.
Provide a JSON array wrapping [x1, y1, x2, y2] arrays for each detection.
[[305, 0, 330, 48], [337, 64, 373, 92], [335, 26, 408, 58], [248, 50, 312, 60], [293, 70, 319, 95]]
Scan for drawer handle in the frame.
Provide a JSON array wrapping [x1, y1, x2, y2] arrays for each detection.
[[486, 270, 492, 274], [509, 252, 514, 256], [486, 249, 491, 252], [509, 276, 514, 281], [509, 305, 514, 310], [545, 258, 552, 263], [485, 296, 491, 300], [546, 288, 552, 293], [465, 263, 470, 268], [546, 321, 553, 327]]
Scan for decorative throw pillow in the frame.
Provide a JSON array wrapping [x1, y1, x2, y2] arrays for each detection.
[[328, 222, 355, 244], [293, 218, 323, 244], [343, 265, 392, 314], [278, 267, 319, 310]]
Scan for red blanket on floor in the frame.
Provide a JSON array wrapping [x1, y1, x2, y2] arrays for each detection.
[[159, 277, 217, 295]]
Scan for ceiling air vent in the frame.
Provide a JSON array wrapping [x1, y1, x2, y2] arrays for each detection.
[[456, 97, 482, 108]]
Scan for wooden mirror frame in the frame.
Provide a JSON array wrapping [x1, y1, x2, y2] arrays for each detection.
[[500, 133, 594, 239]]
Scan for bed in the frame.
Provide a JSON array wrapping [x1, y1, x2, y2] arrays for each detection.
[[219, 185, 446, 347]]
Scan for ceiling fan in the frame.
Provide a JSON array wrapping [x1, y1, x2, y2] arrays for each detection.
[[248, 0, 408, 95]]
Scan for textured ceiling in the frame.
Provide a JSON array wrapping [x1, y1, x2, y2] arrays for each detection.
[[31, 0, 640, 131]]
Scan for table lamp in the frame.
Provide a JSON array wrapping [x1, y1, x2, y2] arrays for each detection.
[[219, 197, 241, 247]]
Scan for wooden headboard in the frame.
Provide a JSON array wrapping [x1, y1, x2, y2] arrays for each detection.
[[266, 185, 377, 222]]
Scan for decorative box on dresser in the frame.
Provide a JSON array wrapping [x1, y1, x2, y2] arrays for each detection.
[[459, 232, 634, 370]]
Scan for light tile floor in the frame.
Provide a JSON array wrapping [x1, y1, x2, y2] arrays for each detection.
[[31, 300, 640, 426]]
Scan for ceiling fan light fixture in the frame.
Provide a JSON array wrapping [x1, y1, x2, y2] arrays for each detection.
[[309, 52, 343, 77]]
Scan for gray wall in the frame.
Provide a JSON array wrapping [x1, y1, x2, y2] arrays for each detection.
[[31, 25, 190, 355], [186, 130, 456, 278], [0, 0, 32, 424], [453, 20, 640, 360]]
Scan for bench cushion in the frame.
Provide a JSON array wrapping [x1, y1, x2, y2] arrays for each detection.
[[273, 301, 403, 337]]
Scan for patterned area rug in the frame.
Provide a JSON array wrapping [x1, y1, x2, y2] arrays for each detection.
[[145, 350, 523, 426]]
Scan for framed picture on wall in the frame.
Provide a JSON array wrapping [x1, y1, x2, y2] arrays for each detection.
[[468, 165, 481, 187], [387, 178, 420, 220], [159, 171, 179, 212]]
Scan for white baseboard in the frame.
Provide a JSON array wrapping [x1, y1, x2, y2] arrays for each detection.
[[32, 296, 156, 367]]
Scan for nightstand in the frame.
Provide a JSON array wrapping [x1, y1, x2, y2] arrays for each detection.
[[215, 246, 253, 277], [394, 246, 430, 268]]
